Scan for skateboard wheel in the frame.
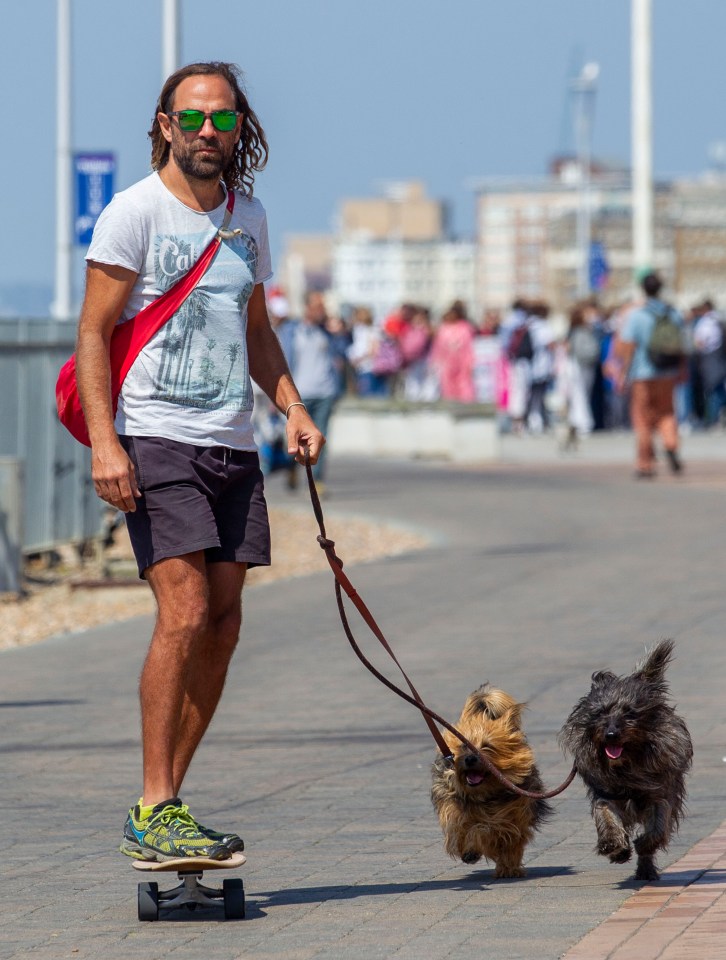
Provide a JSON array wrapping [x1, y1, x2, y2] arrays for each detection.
[[137, 881, 159, 921], [223, 878, 245, 919]]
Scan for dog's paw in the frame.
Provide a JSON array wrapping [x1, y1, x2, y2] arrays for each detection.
[[608, 846, 633, 864], [635, 858, 660, 882], [461, 851, 482, 865], [597, 830, 631, 863], [494, 864, 525, 879], [598, 835, 631, 861]]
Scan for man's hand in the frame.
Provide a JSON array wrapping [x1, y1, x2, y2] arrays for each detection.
[[286, 406, 325, 465], [91, 441, 141, 512]]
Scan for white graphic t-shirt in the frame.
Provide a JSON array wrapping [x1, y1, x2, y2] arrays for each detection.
[[86, 172, 272, 449]]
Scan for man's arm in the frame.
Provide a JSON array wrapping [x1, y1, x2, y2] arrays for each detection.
[[246, 284, 325, 464], [614, 336, 636, 367], [613, 337, 635, 394], [75, 261, 141, 511]]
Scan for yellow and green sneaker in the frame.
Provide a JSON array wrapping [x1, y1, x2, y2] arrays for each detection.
[[120, 798, 231, 862], [189, 812, 244, 853]]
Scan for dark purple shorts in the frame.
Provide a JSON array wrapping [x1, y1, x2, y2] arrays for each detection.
[[119, 435, 271, 579]]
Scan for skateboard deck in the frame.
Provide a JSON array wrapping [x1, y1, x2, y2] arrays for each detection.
[[133, 852, 246, 873], [133, 852, 247, 920]]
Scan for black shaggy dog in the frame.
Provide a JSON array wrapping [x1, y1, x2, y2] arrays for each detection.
[[559, 639, 693, 882]]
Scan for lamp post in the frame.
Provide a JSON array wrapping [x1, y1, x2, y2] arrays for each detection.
[[572, 62, 599, 298], [52, 0, 73, 320], [162, 0, 181, 81], [632, 0, 653, 275]]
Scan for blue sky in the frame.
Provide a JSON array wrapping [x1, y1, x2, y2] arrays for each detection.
[[3, 0, 726, 311]]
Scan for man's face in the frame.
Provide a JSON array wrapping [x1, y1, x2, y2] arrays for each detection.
[[160, 74, 242, 181]]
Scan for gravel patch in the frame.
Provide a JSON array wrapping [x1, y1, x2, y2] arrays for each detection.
[[0, 507, 428, 651]]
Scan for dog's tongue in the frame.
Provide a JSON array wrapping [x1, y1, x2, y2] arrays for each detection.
[[466, 773, 486, 786], [605, 745, 623, 760]]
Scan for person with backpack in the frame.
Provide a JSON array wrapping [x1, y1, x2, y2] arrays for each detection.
[[616, 271, 686, 478]]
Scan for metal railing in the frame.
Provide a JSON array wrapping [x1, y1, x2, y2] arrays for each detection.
[[0, 318, 103, 558], [0, 458, 22, 592]]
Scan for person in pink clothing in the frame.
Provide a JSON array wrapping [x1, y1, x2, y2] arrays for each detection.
[[430, 301, 476, 402]]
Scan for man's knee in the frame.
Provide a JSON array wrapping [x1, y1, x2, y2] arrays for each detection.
[[156, 592, 210, 643], [208, 605, 242, 653], [147, 555, 211, 638]]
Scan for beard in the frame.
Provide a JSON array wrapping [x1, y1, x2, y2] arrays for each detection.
[[170, 131, 235, 182]]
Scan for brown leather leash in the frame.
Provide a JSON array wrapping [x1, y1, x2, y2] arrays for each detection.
[[302, 451, 576, 801]]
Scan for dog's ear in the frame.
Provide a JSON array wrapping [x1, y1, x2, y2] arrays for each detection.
[[635, 639, 674, 685], [590, 669, 617, 689], [501, 702, 524, 730]]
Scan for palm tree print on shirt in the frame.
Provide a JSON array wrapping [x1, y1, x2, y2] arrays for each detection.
[[222, 342, 241, 403], [149, 229, 258, 410]]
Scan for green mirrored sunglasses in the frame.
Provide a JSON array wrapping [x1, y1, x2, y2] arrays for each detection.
[[167, 109, 240, 132]]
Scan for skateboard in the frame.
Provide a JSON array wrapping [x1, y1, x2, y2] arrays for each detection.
[[132, 852, 246, 921]]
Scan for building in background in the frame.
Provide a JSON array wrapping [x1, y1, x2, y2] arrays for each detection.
[[544, 186, 674, 309], [473, 158, 634, 313], [279, 181, 475, 321], [337, 180, 444, 241], [670, 174, 726, 305], [475, 160, 726, 314], [276, 234, 333, 317], [277, 166, 726, 324], [332, 182, 474, 319], [332, 237, 475, 322]]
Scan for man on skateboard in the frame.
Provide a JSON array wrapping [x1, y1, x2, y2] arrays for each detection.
[[75, 61, 324, 861]]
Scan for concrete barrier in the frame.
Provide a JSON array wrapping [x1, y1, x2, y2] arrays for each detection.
[[328, 400, 499, 463]]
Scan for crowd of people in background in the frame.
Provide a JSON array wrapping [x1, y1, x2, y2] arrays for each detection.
[[252, 280, 726, 482]]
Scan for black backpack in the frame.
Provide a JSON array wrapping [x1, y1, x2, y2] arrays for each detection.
[[507, 324, 534, 362]]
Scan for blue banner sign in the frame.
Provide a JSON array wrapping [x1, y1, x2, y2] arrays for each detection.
[[74, 153, 115, 245]]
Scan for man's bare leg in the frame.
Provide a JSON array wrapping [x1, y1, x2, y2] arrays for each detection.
[[141, 552, 210, 805], [171, 561, 247, 794]]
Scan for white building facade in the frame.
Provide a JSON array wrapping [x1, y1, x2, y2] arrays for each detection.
[[475, 173, 635, 312], [332, 239, 476, 321]]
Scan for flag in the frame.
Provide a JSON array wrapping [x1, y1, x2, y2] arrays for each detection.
[[588, 240, 610, 291]]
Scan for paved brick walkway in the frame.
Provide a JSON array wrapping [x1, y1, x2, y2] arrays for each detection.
[[564, 822, 726, 959], [2, 430, 726, 959]]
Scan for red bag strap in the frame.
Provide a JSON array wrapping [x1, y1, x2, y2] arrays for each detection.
[[109, 189, 235, 393]]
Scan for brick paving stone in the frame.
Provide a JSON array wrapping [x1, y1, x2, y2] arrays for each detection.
[[563, 799, 726, 960]]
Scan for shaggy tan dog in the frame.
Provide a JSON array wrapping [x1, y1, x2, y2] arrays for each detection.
[[431, 684, 551, 878]]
